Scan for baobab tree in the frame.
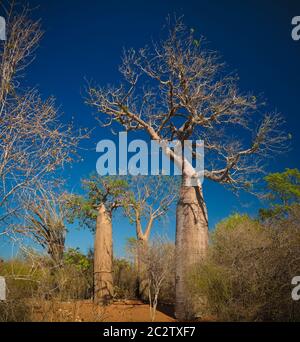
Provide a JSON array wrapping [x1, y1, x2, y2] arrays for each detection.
[[65, 176, 128, 304], [0, 4, 86, 236], [124, 175, 178, 297], [87, 19, 287, 319], [126, 175, 178, 244]]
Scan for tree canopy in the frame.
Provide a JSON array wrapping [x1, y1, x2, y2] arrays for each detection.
[[64, 175, 130, 231], [260, 168, 300, 220]]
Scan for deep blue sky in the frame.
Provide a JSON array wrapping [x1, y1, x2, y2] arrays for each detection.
[[1, 0, 300, 259]]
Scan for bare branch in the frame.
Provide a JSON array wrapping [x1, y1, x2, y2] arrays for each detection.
[[87, 18, 288, 193]]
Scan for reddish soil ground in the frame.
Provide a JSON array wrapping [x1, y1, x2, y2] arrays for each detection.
[[31, 300, 176, 322]]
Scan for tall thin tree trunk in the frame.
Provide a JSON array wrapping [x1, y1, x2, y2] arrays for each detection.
[[175, 182, 208, 320], [136, 238, 148, 298], [94, 204, 113, 304], [135, 212, 152, 299], [135, 239, 142, 298]]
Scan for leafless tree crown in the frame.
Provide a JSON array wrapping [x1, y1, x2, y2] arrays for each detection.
[[0, 5, 87, 234], [87, 18, 287, 191]]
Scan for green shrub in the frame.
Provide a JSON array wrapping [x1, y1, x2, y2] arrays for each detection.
[[0, 258, 41, 322], [0, 251, 93, 321], [189, 212, 300, 321]]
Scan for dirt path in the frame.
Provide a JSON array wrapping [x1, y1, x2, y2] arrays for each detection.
[[31, 300, 176, 322]]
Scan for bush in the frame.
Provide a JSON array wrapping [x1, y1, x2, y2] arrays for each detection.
[[0, 300, 30, 322], [0, 259, 41, 299], [0, 258, 42, 322], [60, 248, 93, 299], [113, 258, 136, 299], [189, 212, 300, 321], [140, 237, 175, 321], [0, 250, 93, 321], [125, 237, 175, 303]]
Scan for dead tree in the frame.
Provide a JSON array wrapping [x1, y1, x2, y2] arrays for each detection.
[[87, 19, 287, 319]]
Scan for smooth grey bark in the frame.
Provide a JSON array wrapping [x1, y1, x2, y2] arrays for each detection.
[[175, 183, 208, 320], [94, 204, 113, 304], [135, 211, 152, 298]]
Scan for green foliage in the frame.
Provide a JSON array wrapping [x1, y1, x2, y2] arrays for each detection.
[[0, 253, 94, 321], [64, 193, 97, 229], [0, 259, 37, 321], [64, 248, 91, 272], [214, 213, 256, 232], [189, 262, 232, 318], [83, 175, 129, 206], [260, 168, 300, 220], [193, 39, 200, 47], [0, 259, 41, 299], [64, 175, 129, 231], [265, 168, 300, 202], [189, 212, 300, 321]]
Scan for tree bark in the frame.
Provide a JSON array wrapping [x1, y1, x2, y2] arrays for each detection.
[[136, 237, 149, 298], [49, 241, 64, 267], [94, 204, 113, 304], [175, 182, 208, 320], [135, 210, 153, 299]]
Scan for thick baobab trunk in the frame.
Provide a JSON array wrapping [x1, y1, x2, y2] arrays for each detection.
[[94, 204, 113, 304], [175, 183, 208, 320]]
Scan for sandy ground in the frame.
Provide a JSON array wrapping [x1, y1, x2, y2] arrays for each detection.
[[30, 300, 176, 322]]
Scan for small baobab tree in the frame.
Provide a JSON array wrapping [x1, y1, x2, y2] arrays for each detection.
[[87, 19, 287, 319], [65, 175, 128, 304], [124, 175, 178, 297]]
